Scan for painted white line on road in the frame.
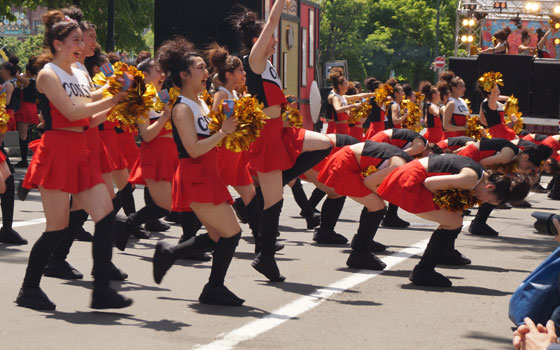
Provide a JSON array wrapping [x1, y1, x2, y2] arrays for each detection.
[[195, 239, 430, 350], [12, 218, 46, 228]]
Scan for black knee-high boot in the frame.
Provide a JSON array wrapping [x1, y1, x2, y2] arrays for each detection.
[[128, 204, 170, 232], [116, 183, 136, 216], [313, 196, 348, 244], [177, 211, 210, 261], [112, 196, 122, 215], [291, 179, 320, 229], [44, 209, 88, 279], [200, 233, 244, 306], [232, 197, 248, 224], [308, 188, 326, 212], [18, 138, 29, 165], [410, 227, 461, 287], [468, 203, 498, 236], [251, 200, 286, 282], [347, 207, 387, 270], [0, 175, 27, 245], [246, 196, 263, 253], [144, 187, 171, 232], [439, 227, 471, 265], [381, 203, 410, 228], [153, 233, 216, 284], [15, 229, 66, 310], [282, 147, 332, 185], [549, 175, 560, 200], [90, 212, 133, 309]]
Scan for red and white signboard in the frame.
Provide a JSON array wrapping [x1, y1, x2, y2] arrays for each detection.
[[434, 56, 446, 69]]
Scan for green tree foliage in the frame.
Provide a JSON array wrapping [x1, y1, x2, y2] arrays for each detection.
[[320, 0, 458, 86], [1, 0, 154, 52], [0, 33, 43, 67]]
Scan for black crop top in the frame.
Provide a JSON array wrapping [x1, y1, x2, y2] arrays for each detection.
[[427, 153, 484, 179]]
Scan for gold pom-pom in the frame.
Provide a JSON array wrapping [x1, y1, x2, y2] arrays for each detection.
[[466, 114, 491, 140], [433, 189, 480, 213], [0, 92, 11, 133], [401, 99, 423, 133], [208, 95, 269, 152], [102, 62, 154, 132], [470, 45, 481, 56], [349, 99, 372, 124], [415, 92, 425, 103], [281, 95, 303, 128], [478, 71, 504, 93], [504, 95, 523, 134], [374, 84, 393, 106], [200, 90, 213, 108], [361, 164, 378, 177]]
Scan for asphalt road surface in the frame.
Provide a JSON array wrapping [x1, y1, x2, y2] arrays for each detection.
[[1, 164, 557, 350]]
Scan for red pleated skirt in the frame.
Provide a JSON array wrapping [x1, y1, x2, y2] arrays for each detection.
[[217, 147, 253, 187], [326, 121, 336, 134], [489, 124, 516, 140], [23, 130, 103, 194], [14, 102, 40, 124], [172, 150, 233, 211], [99, 129, 127, 171], [6, 109, 16, 132], [85, 127, 116, 174], [364, 121, 385, 140], [317, 146, 371, 198], [117, 131, 139, 171], [349, 125, 364, 142], [424, 127, 444, 143], [248, 117, 305, 173], [335, 123, 350, 135], [377, 160, 438, 214], [129, 137, 178, 185]]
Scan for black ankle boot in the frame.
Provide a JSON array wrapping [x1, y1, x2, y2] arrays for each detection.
[[313, 197, 347, 244], [252, 200, 286, 282], [127, 204, 170, 239], [347, 208, 387, 270], [381, 204, 410, 228], [468, 203, 498, 236], [282, 147, 332, 185]]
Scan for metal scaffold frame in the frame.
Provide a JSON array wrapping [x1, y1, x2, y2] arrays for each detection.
[[455, 0, 559, 56]]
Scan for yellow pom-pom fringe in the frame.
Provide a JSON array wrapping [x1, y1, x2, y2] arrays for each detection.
[[201, 90, 214, 108], [504, 95, 523, 134], [349, 99, 372, 124], [401, 99, 423, 133], [282, 95, 303, 128], [361, 164, 378, 178], [0, 92, 11, 133], [374, 84, 393, 106], [478, 71, 504, 93], [433, 189, 480, 213], [208, 95, 269, 152]]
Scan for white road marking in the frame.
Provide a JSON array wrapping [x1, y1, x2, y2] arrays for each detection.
[[12, 218, 46, 228], [195, 239, 429, 350]]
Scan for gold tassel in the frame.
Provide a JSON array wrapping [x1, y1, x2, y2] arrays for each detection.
[[401, 99, 423, 133], [478, 71, 504, 93], [374, 84, 393, 107], [361, 164, 378, 177], [349, 99, 372, 124], [281, 95, 304, 128], [503, 95, 523, 134], [0, 92, 11, 133], [433, 189, 480, 213], [200, 90, 214, 108]]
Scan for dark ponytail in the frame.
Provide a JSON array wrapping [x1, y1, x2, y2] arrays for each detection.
[[156, 36, 200, 88], [206, 43, 242, 84], [230, 6, 264, 54]]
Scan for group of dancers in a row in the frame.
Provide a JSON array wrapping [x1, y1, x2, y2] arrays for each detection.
[[2, 0, 559, 311]]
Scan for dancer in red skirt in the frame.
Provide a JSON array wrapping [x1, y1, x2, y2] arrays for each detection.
[[420, 81, 444, 143], [150, 37, 245, 306], [456, 138, 551, 237], [0, 62, 20, 144], [385, 79, 407, 129], [232, 1, 333, 282], [15, 10, 132, 310], [116, 127, 139, 172], [479, 84, 516, 140], [14, 57, 40, 168], [542, 135, 560, 161], [318, 141, 413, 269], [440, 72, 469, 138], [378, 153, 512, 286], [436, 136, 476, 153], [363, 77, 386, 140]]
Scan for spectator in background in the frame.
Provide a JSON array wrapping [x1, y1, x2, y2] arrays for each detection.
[[480, 26, 511, 54], [536, 28, 553, 58], [518, 29, 536, 55], [353, 81, 363, 94], [135, 50, 151, 66]]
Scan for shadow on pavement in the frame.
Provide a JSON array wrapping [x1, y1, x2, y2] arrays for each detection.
[[256, 280, 359, 297], [438, 264, 531, 274], [189, 302, 272, 318], [463, 331, 512, 348], [401, 283, 511, 296], [62, 279, 172, 293], [43, 310, 190, 331]]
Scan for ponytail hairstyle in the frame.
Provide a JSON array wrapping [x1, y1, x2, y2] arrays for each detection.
[[26, 56, 39, 76], [536, 28, 545, 41], [329, 67, 345, 92], [62, 6, 95, 32], [156, 36, 199, 88], [206, 43, 242, 85], [522, 144, 553, 168], [420, 81, 437, 102], [385, 78, 401, 98], [346, 81, 357, 96], [364, 77, 380, 92], [1, 62, 18, 77], [437, 81, 450, 101], [494, 27, 511, 42], [38, 9, 80, 67], [508, 174, 531, 203], [521, 29, 530, 43], [231, 6, 264, 54], [487, 171, 513, 204], [439, 71, 463, 94], [402, 83, 413, 99], [137, 58, 155, 74], [136, 51, 152, 66]]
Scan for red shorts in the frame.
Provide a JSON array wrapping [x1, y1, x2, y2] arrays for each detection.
[[489, 124, 516, 140], [326, 121, 336, 134], [335, 123, 350, 135], [14, 102, 40, 124], [217, 147, 253, 187], [6, 109, 16, 132], [444, 130, 466, 139], [23, 130, 103, 194], [457, 144, 482, 162], [424, 127, 444, 143], [377, 160, 438, 214], [172, 150, 232, 211], [248, 117, 305, 173], [317, 146, 371, 198], [364, 121, 385, 140], [129, 137, 178, 185], [349, 125, 364, 142], [116, 131, 139, 171], [85, 127, 116, 174], [99, 129, 127, 171]]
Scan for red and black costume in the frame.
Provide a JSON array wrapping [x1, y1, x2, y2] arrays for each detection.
[[370, 128, 427, 150], [457, 138, 519, 163], [364, 99, 386, 139], [14, 78, 39, 124], [481, 99, 516, 140], [443, 97, 469, 138], [423, 102, 444, 143], [436, 136, 475, 153], [542, 136, 560, 162], [522, 133, 547, 145]]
